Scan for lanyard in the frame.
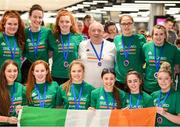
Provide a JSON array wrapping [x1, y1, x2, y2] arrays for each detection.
[[10, 84, 15, 112], [157, 90, 170, 107], [60, 33, 70, 62], [71, 82, 84, 109], [29, 29, 41, 58], [103, 88, 115, 109], [3, 33, 17, 60], [35, 83, 47, 108], [129, 94, 141, 109], [121, 35, 134, 60], [154, 44, 164, 72], [90, 41, 104, 62]]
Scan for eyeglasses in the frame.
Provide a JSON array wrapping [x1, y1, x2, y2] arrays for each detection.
[[120, 22, 133, 26]]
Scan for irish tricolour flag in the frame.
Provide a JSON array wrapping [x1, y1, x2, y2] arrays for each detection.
[[18, 107, 156, 127]]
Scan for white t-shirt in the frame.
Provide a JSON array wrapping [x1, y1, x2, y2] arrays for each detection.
[[78, 39, 116, 88]]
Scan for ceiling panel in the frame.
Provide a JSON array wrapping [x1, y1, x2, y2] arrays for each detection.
[[0, 0, 83, 11]]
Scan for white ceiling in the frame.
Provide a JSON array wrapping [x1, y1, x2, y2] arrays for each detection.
[[0, 0, 83, 11]]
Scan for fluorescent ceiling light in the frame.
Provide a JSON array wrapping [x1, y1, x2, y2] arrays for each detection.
[[93, 1, 108, 3], [83, 2, 96, 5], [73, 13, 86, 18], [165, 4, 176, 6], [121, 3, 151, 9], [135, 1, 180, 3], [166, 10, 179, 14], [0, 11, 4, 15], [90, 9, 106, 14], [77, 4, 84, 8], [104, 6, 139, 11], [138, 11, 150, 16]]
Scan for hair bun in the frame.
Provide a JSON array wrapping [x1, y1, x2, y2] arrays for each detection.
[[159, 62, 171, 73]]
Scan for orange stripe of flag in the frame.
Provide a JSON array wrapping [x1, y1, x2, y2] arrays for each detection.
[[109, 107, 157, 126]]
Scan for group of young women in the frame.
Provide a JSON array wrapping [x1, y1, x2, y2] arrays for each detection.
[[0, 3, 179, 126], [0, 59, 179, 126]]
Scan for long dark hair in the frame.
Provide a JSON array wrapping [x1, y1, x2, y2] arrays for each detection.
[[101, 68, 121, 109], [0, 60, 18, 116]]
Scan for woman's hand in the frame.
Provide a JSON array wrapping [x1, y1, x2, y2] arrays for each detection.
[[16, 105, 22, 114], [88, 107, 96, 111], [7, 117, 18, 124], [156, 107, 167, 116]]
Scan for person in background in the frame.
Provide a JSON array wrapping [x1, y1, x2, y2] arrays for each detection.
[[164, 17, 177, 45], [89, 68, 125, 110], [175, 38, 180, 92], [56, 60, 94, 109], [114, 15, 146, 90], [82, 15, 93, 38], [146, 33, 153, 43], [52, 9, 84, 85], [79, 21, 116, 88], [124, 70, 153, 109], [26, 60, 59, 108], [0, 10, 25, 82], [77, 20, 88, 40], [142, 25, 180, 94], [0, 60, 24, 125], [151, 62, 180, 126], [22, 4, 57, 84], [103, 20, 118, 42]]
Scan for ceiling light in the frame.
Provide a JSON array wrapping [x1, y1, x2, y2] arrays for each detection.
[[135, 1, 180, 3]]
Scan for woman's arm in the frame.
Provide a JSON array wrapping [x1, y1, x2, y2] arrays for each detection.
[[157, 107, 180, 124], [0, 116, 18, 124]]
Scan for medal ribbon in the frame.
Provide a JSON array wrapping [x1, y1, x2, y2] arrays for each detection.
[[154, 44, 164, 73], [121, 35, 134, 60], [157, 90, 170, 107], [60, 33, 70, 62], [71, 82, 84, 109], [3, 33, 17, 60], [29, 29, 41, 58], [35, 83, 47, 108], [129, 94, 141, 109], [10, 84, 15, 112], [90, 41, 104, 63], [103, 88, 115, 109]]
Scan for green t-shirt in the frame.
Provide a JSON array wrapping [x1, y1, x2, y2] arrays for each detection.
[[56, 81, 94, 109], [27, 81, 59, 108], [8, 82, 25, 116], [91, 87, 126, 109], [124, 91, 153, 109], [151, 89, 180, 126], [142, 42, 179, 93], [114, 34, 146, 84], [176, 48, 180, 92], [24, 27, 57, 63], [0, 32, 22, 82], [52, 33, 84, 78]]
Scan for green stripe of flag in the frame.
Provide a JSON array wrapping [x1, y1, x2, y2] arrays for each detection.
[[20, 106, 67, 126]]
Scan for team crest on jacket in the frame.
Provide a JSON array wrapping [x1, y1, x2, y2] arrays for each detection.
[[100, 96, 104, 100], [1, 42, 6, 46], [148, 51, 152, 55]]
